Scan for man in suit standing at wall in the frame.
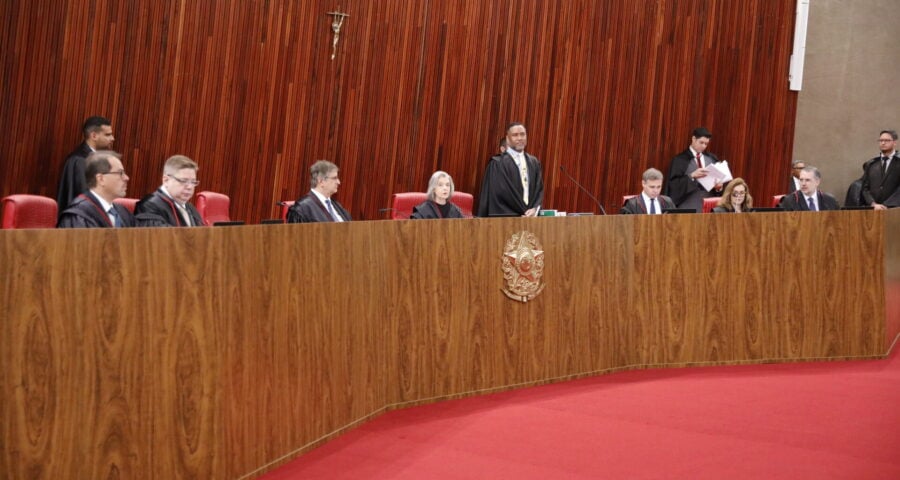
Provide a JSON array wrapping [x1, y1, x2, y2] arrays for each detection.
[[778, 166, 839, 211], [477, 122, 545, 217], [58, 151, 136, 228], [861, 130, 900, 210], [788, 159, 806, 193], [287, 160, 352, 223], [57, 116, 115, 214], [665, 127, 725, 212], [134, 155, 204, 227], [620, 168, 675, 214]]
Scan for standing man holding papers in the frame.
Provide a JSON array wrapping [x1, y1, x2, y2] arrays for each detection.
[[665, 127, 726, 212], [477, 122, 545, 217]]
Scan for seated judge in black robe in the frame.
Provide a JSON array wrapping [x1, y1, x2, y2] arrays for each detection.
[[620, 168, 675, 214], [477, 123, 545, 217], [56, 116, 115, 215], [777, 166, 839, 211], [134, 155, 205, 227], [664, 127, 725, 212], [57, 151, 135, 228], [286, 160, 352, 223], [712, 178, 753, 213], [410, 171, 464, 219]]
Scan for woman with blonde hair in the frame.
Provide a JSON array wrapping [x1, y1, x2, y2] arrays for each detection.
[[713, 178, 753, 213], [410, 171, 464, 219]]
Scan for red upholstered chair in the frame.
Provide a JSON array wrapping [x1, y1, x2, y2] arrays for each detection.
[[702, 197, 719, 213], [278, 201, 296, 222], [391, 193, 427, 220], [772, 194, 785, 208], [1, 194, 58, 229], [195, 191, 231, 226], [451, 191, 474, 218], [113, 197, 139, 213]]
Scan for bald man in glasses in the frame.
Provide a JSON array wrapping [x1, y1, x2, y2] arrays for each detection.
[[134, 155, 204, 227], [58, 151, 136, 228]]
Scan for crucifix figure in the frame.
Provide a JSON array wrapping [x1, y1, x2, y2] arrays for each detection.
[[326, 10, 350, 60]]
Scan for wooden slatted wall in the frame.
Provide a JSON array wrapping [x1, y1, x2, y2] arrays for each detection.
[[0, 0, 797, 223]]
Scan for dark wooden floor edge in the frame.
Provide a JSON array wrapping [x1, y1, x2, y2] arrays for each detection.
[[239, 346, 899, 479]]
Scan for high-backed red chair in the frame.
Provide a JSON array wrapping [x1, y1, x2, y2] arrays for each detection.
[[113, 197, 139, 213], [772, 194, 785, 208], [702, 197, 719, 213], [278, 201, 296, 222], [451, 191, 474, 218], [1, 194, 58, 229], [195, 191, 231, 226], [391, 193, 427, 220]]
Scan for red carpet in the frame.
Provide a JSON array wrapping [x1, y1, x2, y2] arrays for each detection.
[[261, 351, 900, 479]]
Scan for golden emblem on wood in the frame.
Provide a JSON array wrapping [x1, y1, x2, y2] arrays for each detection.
[[501, 230, 546, 302]]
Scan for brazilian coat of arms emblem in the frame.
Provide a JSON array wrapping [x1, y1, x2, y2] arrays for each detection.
[[501, 230, 546, 302]]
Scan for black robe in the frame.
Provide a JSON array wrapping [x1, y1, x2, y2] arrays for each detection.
[[56, 142, 92, 215], [861, 153, 900, 207], [134, 189, 204, 227], [619, 195, 676, 214], [777, 191, 840, 211], [477, 151, 544, 217], [409, 200, 464, 219], [286, 192, 352, 223], [664, 148, 723, 212], [57, 192, 137, 228]]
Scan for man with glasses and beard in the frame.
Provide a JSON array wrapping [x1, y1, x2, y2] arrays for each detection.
[[57, 151, 136, 228], [135, 155, 204, 226]]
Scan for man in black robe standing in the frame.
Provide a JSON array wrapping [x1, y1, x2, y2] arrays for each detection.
[[477, 122, 545, 217], [664, 127, 725, 212], [57, 116, 115, 215], [286, 160, 352, 223], [57, 151, 136, 228]]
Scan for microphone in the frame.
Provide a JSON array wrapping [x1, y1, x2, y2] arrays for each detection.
[[379, 207, 410, 219], [559, 165, 607, 215]]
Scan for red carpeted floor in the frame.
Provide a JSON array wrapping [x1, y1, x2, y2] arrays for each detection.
[[261, 350, 900, 480]]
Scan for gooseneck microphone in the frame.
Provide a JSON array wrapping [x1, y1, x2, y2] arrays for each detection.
[[559, 165, 607, 215]]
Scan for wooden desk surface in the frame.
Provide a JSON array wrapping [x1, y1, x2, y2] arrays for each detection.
[[1, 210, 897, 479]]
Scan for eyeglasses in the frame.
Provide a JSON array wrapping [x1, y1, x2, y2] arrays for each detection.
[[102, 170, 128, 178], [168, 175, 200, 186], [732, 191, 747, 197], [879, 138, 894, 143]]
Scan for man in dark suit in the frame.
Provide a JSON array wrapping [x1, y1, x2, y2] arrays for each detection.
[[788, 159, 806, 193], [620, 168, 676, 214], [135, 155, 204, 227], [664, 127, 725, 212], [57, 116, 115, 214], [58, 151, 136, 228], [477, 122, 545, 217], [287, 160, 352, 223], [860, 130, 900, 210], [778, 166, 839, 211]]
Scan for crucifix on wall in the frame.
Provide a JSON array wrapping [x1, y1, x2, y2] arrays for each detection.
[[326, 10, 350, 60]]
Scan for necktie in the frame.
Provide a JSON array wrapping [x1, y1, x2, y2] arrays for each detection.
[[176, 204, 193, 226], [696, 152, 703, 169], [649, 197, 657, 214], [807, 196, 816, 211], [883, 157, 889, 176], [326, 199, 340, 221], [518, 156, 529, 204], [108, 207, 121, 227]]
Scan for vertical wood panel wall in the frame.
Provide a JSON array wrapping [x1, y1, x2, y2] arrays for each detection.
[[0, 0, 797, 223]]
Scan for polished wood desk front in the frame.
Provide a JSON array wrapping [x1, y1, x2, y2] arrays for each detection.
[[1, 211, 897, 479]]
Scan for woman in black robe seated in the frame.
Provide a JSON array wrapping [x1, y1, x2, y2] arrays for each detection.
[[410, 171, 464, 219], [712, 177, 753, 213]]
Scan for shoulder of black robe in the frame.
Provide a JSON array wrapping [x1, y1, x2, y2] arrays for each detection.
[[619, 197, 643, 215], [56, 142, 92, 215], [665, 149, 695, 206], [135, 190, 179, 226], [330, 199, 352, 221], [525, 153, 545, 210], [134, 212, 171, 227], [410, 201, 463, 219], [287, 193, 332, 223], [819, 192, 840, 211], [57, 194, 111, 228], [660, 195, 676, 210]]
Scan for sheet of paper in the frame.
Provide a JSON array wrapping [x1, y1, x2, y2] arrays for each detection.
[[697, 160, 733, 191]]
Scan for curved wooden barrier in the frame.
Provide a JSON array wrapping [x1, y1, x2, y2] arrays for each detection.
[[1, 211, 897, 478]]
